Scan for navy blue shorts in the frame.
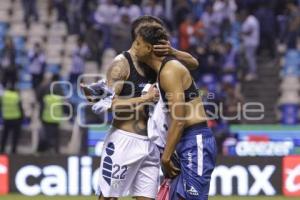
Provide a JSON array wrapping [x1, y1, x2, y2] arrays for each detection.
[[169, 123, 217, 200]]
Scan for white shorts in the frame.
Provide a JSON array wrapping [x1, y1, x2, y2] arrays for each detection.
[[96, 127, 160, 198]]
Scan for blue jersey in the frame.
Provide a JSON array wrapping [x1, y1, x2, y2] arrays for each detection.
[[169, 122, 217, 200]]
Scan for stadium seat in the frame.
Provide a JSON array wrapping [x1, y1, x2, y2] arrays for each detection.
[[0, 0, 12, 11], [0, 22, 8, 37], [64, 43, 77, 56], [281, 64, 300, 76], [47, 35, 64, 45], [281, 50, 300, 76], [277, 43, 287, 54], [66, 35, 79, 43], [284, 50, 300, 66], [100, 48, 117, 74], [9, 22, 27, 37], [0, 10, 10, 23], [280, 76, 300, 91], [10, 7, 23, 23], [278, 103, 300, 125], [15, 54, 28, 67], [200, 74, 219, 93], [37, 0, 49, 10], [13, 36, 26, 52], [0, 37, 4, 51], [46, 52, 62, 63], [221, 73, 237, 86], [278, 91, 300, 104], [48, 22, 68, 37], [46, 43, 64, 55], [38, 11, 50, 23], [28, 23, 47, 38], [46, 63, 61, 74], [27, 35, 44, 44]]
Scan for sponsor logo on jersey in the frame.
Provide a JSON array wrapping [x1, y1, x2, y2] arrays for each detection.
[[187, 185, 199, 196]]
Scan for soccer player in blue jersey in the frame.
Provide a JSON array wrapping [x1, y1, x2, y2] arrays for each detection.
[[134, 25, 217, 200]]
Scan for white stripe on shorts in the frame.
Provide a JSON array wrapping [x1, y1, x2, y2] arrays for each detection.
[[196, 134, 203, 176]]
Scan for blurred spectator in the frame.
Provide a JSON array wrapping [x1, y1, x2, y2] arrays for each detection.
[[221, 42, 238, 73], [213, 0, 237, 24], [190, 0, 207, 20], [119, 0, 142, 22], [202, 40, 223, 75], [37, 74, 64, 153], [174, 0, 191, 28], [142, 0, 163, 17], [0, 85, 23, 154], [179, 15, 195, 51], [221, 83, 244, 124], [85, 27, 104, 63], [67, 0, 84, 34], [286, 2, 300, 49], [94, 0, 119, 48], [202, 4, 221, 42], [111, 14, 131, 54], [94, 0, 119, 25], [255, 2, 276, 58], [22, 0, 38, 25], [0, 37, 17, 89], [53, 0, 68, 22], [70, 38, 89, 85], [193, 18, 205, 46], [28, 43, 46, 94], [240, 10, 260, 81]]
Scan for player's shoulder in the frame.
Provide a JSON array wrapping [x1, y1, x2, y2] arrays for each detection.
[[109, 54, 129, 70], [112, 53, 127, 64], [162, 59, 186, 75], [107, 53, 130, 79]]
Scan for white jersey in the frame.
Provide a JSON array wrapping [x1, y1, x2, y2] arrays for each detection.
[[147, 87, 170, 148], [96, 127, 160, 198]]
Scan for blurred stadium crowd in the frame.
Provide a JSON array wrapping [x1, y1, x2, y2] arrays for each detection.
[[0, 0, 300, 155]]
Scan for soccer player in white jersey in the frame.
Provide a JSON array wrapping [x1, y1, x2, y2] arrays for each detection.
[[81, 16, 199, 200]]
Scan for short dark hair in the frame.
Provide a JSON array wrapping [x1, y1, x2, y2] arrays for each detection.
[[131, 15, 164, 41], [137, 25, 168, 46]]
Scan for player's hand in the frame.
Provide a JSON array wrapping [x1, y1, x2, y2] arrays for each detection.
[[143, 84, 159, 102], [153, 40, 175, 56], [161, 157, 180, 178]]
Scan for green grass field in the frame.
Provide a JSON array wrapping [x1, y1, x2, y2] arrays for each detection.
[[1, 195, 299, 200]]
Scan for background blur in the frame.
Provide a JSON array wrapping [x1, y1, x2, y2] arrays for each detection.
[[0, 0, 300, 199]]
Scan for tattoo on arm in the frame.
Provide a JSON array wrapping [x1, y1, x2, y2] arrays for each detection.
[[106, 55, 129, 95]]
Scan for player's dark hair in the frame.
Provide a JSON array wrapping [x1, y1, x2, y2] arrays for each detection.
[[137, 25, 168, 45], [131, 15, 164, 41]]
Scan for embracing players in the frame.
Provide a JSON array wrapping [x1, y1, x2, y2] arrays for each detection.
[[83, 16, 199, 200], [134, 25, 217, 200]]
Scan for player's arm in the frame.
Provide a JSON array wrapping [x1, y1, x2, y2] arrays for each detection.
[[153, 40, 199, 70], [106, 56, 157, 111], [160, 61, 186, 177]]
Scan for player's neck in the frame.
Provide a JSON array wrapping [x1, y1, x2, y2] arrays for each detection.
[[144, 55, 164, 73]]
